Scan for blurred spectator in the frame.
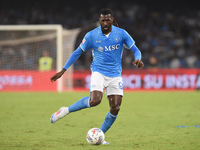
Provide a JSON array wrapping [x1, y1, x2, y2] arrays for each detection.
[[39, 50, 53, 71], [170, 56, 181, 69], [148, 55, 158, 69], [185, 52, 198, 68]]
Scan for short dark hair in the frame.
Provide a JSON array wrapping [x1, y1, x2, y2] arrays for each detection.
[[99, 8, 113, 17], [99, 8, 119, 27]]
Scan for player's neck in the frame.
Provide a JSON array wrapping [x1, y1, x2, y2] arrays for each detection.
[[102, 30, 111, 35]]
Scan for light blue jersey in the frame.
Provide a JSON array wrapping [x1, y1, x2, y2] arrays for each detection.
[[80, 25, 135, 77]]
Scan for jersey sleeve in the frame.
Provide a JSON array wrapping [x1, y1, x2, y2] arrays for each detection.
[[123, 29, 135, 49], [63, 46, 84, 70], [80, 32, 93, 51]]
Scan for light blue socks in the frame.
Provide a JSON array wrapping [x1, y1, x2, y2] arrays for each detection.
[[100, 112, 117, 133], [68, 97, 117, 134], [68, 97, 90, 112]]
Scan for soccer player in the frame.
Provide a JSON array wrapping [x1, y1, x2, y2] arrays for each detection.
[[50, 8, 144, 144]]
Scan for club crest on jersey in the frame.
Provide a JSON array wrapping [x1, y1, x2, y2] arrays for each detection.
[[114, 37, 119, 42], [82, 38, 86, 44], [98, 46, 104, 52]]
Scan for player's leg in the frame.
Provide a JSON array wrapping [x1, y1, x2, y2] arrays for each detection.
[[90, 90, 103, 106], [100, 95, 122, 145], [66, 90, 103, 113], [100, 95, 122, 133], [50, 96, 91, 123], [100, 76, 123, 133], [50, 72, 104, 123], [68, 72, 104, 110]]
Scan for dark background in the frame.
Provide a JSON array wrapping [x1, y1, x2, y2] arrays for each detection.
[[0, 0, 199, 27], [0, 0, 200, 69]]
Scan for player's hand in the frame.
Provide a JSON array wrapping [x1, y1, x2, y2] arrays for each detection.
[[133, 59, 144, 69], [50, 68, 66, 83]]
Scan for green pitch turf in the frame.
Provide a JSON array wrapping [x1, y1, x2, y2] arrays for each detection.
[[0, 92, 200, 150]]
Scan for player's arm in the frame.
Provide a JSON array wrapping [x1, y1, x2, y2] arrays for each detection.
[[50, 32, 92, 83], [130, 44, 144, 69], [50, 46, 84, 83], [123, 29, 144, 69]]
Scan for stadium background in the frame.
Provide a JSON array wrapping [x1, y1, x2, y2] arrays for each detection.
[[0, 1, 200, 150], [0, 0, 200, 91]]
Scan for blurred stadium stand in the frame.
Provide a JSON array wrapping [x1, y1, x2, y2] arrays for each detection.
[[0, 0, 200, 69]]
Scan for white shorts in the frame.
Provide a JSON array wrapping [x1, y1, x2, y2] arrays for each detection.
[[90, 72, 123, 96]]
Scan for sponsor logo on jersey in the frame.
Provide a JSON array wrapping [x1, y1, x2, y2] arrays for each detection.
[[98, 44, 120, 52], [105, 44, 120, 51]]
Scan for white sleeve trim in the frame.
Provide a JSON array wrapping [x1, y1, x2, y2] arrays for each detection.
[[80, 45, 86, 51], [128, 43, 135, 49]]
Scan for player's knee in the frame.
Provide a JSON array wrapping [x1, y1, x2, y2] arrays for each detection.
[[90, 96, 102, 107], [110, 106, 120, 115], [90, 99, 101, 107], [90, 91, 103, 107]]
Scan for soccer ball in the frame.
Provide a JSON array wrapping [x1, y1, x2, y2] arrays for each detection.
[[86, 128, 105, 145]]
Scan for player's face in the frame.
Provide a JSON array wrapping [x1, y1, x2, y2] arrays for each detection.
[[99, 14, 113, 34]]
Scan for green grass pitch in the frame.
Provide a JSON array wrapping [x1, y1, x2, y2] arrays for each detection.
[[0, 91, 200, 150]]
